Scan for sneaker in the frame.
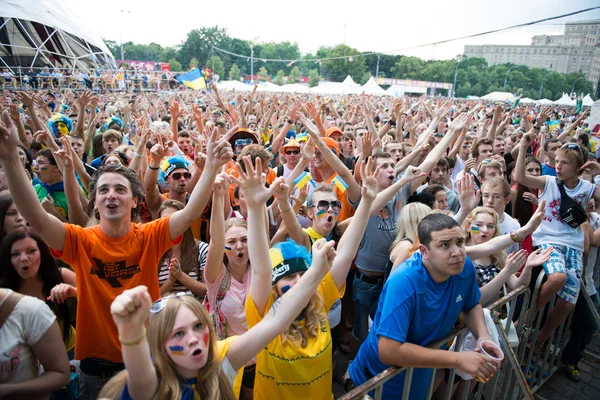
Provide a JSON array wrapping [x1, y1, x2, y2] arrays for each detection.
[[565, 364, 581, 382]]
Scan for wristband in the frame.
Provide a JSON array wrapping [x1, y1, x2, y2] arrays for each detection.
[[133, 151, 144, 159], [510, 230, 524, 243], [148, 166, 160, 170], [279, 207, 292, 213], [119, 327, 146, 346], [287, 119, 294, 125]]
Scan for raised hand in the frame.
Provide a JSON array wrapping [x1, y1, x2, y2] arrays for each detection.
[[272, 177, 290, 202], [16, 92, 35, 107], [302, 139, 316, 162], [205, 125, 236, 169], [525, 246, 553, 269], [54, 137, 75, 171], [505, 250, 528, 274], [149, 135, 167, 164], [358, 158, 379, 203], [110, 285, 152, 337], [227, 102, 239, 123], [522, 199, 546, 236], [297, 112, 319, 138], [169, 101, 183, 120], [400, 166, 427, 184], [311, 238, 337, 275], [0, 110, 21, 160], [193, 144, 207, 171], [214, 171, 232, 198], [306, 102, 320, 121], [78, 90, 94, 108], [8, 104, 20, 122], [230, 155, 276, 208], [457, 173, 480, 213]]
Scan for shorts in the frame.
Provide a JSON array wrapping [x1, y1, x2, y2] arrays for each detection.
[[539, 244, 583, 304]]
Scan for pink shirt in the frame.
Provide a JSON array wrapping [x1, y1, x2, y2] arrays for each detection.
[[204, 265, 251, 337]]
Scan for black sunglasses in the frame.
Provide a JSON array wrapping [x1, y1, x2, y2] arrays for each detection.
[[171, 172, 191, 180], [561, 143, 584, 161], [285, 150, 300, 155], [311, 200, 342, 212]]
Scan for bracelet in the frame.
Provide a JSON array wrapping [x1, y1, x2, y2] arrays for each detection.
[[279, 207, 292, 213], [287, 119, 294, 125], [133, 151, 144, 159], [148, 166, 160, 170], [119, 327, 146, 346], [510, 230, 524, 243]]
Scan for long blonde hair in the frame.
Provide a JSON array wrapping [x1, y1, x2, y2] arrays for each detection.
[[390, 203, 431, 255], [271, 287, 326, 348], [99, 296, 236, 400], [461, 207, 507, 269]]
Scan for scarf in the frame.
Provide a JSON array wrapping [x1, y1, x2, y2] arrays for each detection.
[[305, 227, 333, 243], [39, 181, 64, 194], [181, 377, 201, 400]]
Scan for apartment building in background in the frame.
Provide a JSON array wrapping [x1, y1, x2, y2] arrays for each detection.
[[464, 20, 600, 94]]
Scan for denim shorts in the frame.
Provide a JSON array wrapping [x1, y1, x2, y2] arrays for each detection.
[[539, 244, 583, 304]]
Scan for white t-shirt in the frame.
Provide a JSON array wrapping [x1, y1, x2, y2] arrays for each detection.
[[0, 290, 56, 385], [532, 177, 595, 252], [451, 155, 466, 181], [499, 213, 522, 255]]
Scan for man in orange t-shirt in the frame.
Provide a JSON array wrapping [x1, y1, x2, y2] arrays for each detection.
[[0, 113, 234, 400]]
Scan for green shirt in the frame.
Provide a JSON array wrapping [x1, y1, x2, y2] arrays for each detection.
[[35, 185, 69, 220]]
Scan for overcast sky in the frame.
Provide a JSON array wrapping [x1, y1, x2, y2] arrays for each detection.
[[66, 0, 600, 61]]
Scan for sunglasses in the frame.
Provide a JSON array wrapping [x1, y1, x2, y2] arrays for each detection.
[[285, 150, 300, 155], [170, 172, 191, 180], [434, 133, 444, 138], [311, 200, 342, 212], [151, 291, 192, 314], [235, 138, 253, 147], [480, 159, 493, 165]]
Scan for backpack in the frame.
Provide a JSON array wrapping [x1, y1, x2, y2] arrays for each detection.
[[556, 178, 587, 228]]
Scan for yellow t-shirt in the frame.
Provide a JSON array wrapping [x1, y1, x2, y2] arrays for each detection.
[[245, 272, 344, 400], [215, 337, 243, 399]]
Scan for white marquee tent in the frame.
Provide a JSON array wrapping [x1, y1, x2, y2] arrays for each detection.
[[538, 99, 554, 105], [360, 77, 387, 96], [216, 80, 253, 92], [583, 94, 595, 106], [480, 92, 515, 102], [0, 0, 115, 70], [385, 85, 427, 97], [554, 93, 576, 106], [520, 97, 535, 104]]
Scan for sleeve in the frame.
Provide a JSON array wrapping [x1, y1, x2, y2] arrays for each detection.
[[245, 291, 276, 329], [462, 259, 482, 312], [144, 216, 182, 256], [50, 223, 87, 269], [319, 272, 345, 310], [375, 275, 415, 343], [21, 297, 56, 346]]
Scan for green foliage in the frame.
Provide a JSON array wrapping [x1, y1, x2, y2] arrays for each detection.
[[208, 55, 225, 79], [288, 66, 302, 83], [308, 69, 320, 87], [189, 57, 199, 69], [228, 64, 241, 81], [168, 58, 182, 72], [274, 70, 285, 85], [257, 66, 270, 82], [321, 44, 367, 82]]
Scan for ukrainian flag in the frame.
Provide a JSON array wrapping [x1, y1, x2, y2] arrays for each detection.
[[331, 176, 349, 193], [294, 171, 313, 189], [176, 68, 206, 90]]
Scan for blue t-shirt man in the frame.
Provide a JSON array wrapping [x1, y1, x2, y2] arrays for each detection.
[[541, 163, 557, 177], [349, 252, 481, 399]]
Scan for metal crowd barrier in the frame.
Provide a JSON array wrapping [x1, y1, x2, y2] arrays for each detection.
[[336, 278, 597, 400]]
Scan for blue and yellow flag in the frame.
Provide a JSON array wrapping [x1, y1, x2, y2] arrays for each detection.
[[176, 68, 206, 90]]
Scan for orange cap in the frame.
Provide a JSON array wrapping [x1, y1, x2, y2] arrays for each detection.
[[321, 137, 340, 155]]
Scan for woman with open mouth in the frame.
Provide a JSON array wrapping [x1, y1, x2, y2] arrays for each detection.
[[99, 234, 337, 400]]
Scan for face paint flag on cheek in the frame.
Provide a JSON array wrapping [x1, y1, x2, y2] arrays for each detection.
[[316, 210, 326, 218], [471, 226, 480, 235], [203, 331, 209, 346], [224, 246, 232, 252], [169, 345, 185, 355]]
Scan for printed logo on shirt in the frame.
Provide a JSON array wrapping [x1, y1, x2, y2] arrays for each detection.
[[89, 258, 141, 288], [455, 294, 463, 303], [272, 263, 290, 281]]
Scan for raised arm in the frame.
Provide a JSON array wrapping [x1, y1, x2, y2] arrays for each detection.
[[514, 132, 546, 190], [169, 126, 236, 240], [233, 157, 281, 316], [226, 238, 336, 371], [330, 160, 376, 290], [203, 173, 228, 284], [467, 201, 545, 260], [75, 91, 93, 140], [8, 104, 27, 146], [369, 167, 425, 217], [54, 138, 90, 227], [0, 111, 66, 251]]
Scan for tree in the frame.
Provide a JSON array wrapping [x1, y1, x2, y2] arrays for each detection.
[[274, 70, 285, 85], [390, 56, 426, 79], [257, 66, 270, 82], [308, 69, 320, 87], [168, 58, 182, 72], [208, 55, 225, 79], [178, 26, 230, 70], [321, 44, 367, 82], [289, 66, 302, 83], [229, 64, 241, 81], [190, 57, 199, 69]]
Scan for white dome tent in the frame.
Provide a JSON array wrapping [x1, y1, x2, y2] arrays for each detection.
[[360, 77, 387, 96], [480, 92, 515, 102], [0, 0, 115, 71], [582, 94, 595, 107]]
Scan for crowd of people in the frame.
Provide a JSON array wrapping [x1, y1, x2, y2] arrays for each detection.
[[0, 81, 598, 400]]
